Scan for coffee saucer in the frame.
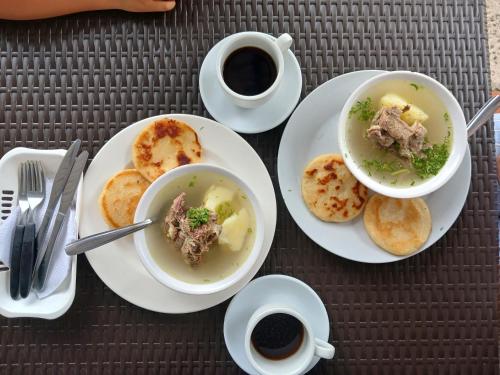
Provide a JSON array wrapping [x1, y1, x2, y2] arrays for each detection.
[[223, 274, 330, 374], [199, 33, 302, 134]]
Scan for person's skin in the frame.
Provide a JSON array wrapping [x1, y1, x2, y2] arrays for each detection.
[[0, 0, 175, 20]]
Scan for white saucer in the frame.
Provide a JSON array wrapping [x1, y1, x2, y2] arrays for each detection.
[[224, 274, 330, 375], [199, 32, 302, 134], [79, 114, 277, 313], [277, 70, 472, 263]]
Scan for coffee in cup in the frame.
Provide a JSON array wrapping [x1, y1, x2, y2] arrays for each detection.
[[217, 32, 293, 108], [245, 305, 335, 375]]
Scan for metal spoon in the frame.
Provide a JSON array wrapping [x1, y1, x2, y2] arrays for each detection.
[[65, 218, 155, 256], [467, 95, 500, 137]]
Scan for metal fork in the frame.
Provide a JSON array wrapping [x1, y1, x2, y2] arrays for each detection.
[[18, 161, 45, 298], [9, 162, 30, 299]]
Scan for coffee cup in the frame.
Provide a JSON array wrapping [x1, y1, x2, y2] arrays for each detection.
[[216, 32, 293, 108], [244, 304, 335, 375]]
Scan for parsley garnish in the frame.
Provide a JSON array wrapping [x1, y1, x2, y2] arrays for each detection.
[[349, 97, 376, 122], [410, 83, 423, 90], [363, 159, 404, 173], [411, 137, 450, 178], [187, 207, 210, 229], [443, 112, 450, 122]]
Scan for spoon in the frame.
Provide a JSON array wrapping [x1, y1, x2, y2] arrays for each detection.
[[67, 96, 500, 256], [65, 218, 155, 255], [467, 95, 500, 137]]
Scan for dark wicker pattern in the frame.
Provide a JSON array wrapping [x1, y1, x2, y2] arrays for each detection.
[[0, 1, 497, 374]]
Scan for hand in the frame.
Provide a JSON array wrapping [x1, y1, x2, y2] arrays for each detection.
[[116, 0, 175, 12]]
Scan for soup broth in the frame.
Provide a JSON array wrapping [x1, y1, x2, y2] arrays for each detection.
[[145, 171, 256, 284], [346, 79, 452, 187]]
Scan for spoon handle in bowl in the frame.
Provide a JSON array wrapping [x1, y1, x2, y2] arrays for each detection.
[[65, 218, 154, 256], [467, 95, 500, 137]]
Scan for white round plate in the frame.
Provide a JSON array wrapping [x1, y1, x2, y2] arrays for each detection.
[[224, 275, 330, 375], [277, 70, 471, 263], [80, 114, 277, 313], [199, 32, 302, 134]]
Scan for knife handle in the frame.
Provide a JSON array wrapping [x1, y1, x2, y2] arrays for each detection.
[[9, 224, 24, 299], [19, 223, 35, 298]]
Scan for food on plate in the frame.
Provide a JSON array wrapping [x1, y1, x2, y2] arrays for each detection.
[[379, 93, 429, 125], [99, 169, 151, 228], [301, 153, 368, 222], [363, 194, 431, 255], [346, 80, 451, 187], [145, 171, 256, 283], [164, 192, 222, 265], [132, 118, 202, 182]]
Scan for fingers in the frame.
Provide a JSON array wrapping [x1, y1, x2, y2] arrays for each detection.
[[151, 1, 175, 12], [120, 0, 176, 13]]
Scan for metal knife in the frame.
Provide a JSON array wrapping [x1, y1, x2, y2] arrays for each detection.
[[36, 139, 81, 248], [33, 151, 88, 290]]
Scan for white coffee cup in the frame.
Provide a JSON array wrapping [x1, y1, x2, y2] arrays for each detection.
[[245, 304, 335, 375], [216, 32, 293, 108]]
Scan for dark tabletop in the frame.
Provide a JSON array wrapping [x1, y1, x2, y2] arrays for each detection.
[[0, 1, 498, 374]]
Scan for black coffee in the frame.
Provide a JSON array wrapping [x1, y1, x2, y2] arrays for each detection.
[[251, 313, 304, 360], [222, 47, 277, 96]]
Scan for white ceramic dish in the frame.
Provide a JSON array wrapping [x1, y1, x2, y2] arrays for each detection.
[[134, 163, 265, 295], [224, 274, 331, 375], [0, 148, 80, 319], [199, 32, 302, 134], [80, 114, 277, 313], [216, 32, 293, 108], [277, 70, 471, 263], [338, 71, 468, 198]]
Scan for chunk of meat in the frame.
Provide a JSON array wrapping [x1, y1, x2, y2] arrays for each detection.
[[367, 106, 428, 158], [163, 192, 221, 265]]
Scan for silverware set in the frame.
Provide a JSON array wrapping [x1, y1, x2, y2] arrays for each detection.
[[9, 161, 45, 299], [8, 140, 88, 299]]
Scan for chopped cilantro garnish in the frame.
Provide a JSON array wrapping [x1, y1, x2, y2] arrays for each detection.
[[247, 227, 253, 234], [349, 97, 376, 122], [411, 137, 450, 178], [410, 83, 423, 90], [391, 168, 409, 176], [443, 112, 450, 122], [363, 159, 404, 173], [215, 202, 234, 224], [410, 180, 416, 186], [188, 181, 195, 187], [187, 207, 210, 229]]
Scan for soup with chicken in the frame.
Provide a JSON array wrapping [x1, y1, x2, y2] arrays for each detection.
[[345, 80, 452, 187], [145, 171, 256, 284]]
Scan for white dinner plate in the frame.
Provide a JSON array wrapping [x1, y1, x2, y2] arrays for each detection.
[[80, 114, 277, 313], [277, 70, 471, 263]]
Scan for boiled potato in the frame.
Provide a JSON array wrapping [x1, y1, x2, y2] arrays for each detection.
[[219, 208, 250, 252], [380, 93, 429, 125], [203, 185, 235, 212]]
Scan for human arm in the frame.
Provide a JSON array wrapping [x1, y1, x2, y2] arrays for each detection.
[[0, 0, 175, 20]]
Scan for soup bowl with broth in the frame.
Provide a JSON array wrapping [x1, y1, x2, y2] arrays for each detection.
[[134, 164, 264, 295], [338, 71, 467, 198]]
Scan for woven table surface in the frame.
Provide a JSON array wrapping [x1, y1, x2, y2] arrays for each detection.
[[0, 1, 497, 374]]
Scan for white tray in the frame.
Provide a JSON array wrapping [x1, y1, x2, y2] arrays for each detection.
[[0, 147, 81, 319]]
